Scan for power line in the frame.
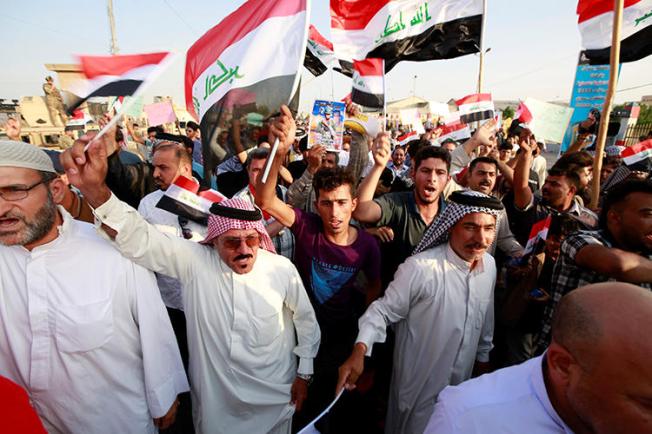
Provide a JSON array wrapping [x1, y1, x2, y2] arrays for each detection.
[[616, 82, 652, 93], [161, 0, 195, 35]]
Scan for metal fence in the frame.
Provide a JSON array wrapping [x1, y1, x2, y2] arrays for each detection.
[[623, 122, 652, 146]]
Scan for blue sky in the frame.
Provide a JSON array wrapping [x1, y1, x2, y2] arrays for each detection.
[[2, 0, 651, 111]]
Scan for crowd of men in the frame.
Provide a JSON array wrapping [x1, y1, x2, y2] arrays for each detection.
[[1, 101, 652, 434]]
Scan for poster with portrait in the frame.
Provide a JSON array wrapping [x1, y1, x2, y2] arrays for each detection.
[[308, 100, 345, 150]]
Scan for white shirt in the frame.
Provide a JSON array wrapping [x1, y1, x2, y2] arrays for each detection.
[[138, 189, 206, 310], [424, 355, 574, 434], [93, 194, 321, 434], [0, 208, 189, 434], [357, 243, 496, 434], [532, 154, 548, 188]]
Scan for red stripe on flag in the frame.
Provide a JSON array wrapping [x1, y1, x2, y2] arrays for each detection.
[[309, 25, 334, 51], [78, 52, 169, 79], [330, 0, 391, 31], [173, 175, 200, 194], [353, 58, 384, 76], [577, 0, 641, 23], [185, 0, 306, 114], [440, 122, 467, 135], [455, 93, 493, 106], [620, 139, 652, 158], [198, 189, 226, 203]]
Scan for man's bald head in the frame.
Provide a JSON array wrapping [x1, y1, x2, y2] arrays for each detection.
[[546, 282, 652, 434], [552, 282, 652, 358]]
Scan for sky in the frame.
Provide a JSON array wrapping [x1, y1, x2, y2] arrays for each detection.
[[2, 0, 652, 112]]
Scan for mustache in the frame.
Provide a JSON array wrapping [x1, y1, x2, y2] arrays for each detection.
[[234, 254, 253, 261], [465, 243, 489, 250], [0, 210, 25, 221]]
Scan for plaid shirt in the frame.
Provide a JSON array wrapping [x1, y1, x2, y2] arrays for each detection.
[[537, 230, 652, 349]]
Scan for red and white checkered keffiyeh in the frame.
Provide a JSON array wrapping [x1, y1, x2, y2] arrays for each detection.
[[200, 197, 276, 253]]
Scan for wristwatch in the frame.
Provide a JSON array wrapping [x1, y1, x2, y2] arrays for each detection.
[[296, 373, 313, 385]]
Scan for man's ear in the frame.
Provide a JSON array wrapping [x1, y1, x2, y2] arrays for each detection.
[[49, 177, 67, 204], [351, 197, 358, 212], [546, 342, 578, 386]]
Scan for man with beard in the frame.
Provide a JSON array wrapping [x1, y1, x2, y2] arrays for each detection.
[[537, 180, 652, 350], [424, 282, 652, 434], [338, 190, 504, 434], [63, 116, 321, 434], [354, 135, 450, 287], [0, 140, 189, 433], [507, 133, 597, 247]]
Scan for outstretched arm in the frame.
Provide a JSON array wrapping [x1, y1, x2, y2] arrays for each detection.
[[352, 133, 391, 224], [254, 105, 297, 228]]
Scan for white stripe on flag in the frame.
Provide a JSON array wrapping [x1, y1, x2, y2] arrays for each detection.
[[352, 74, 384, 95], [580, 0, 652, 49], [68, 63, 156, 98], [165, 183, 214, 214], [623, 148, 652, 166], [192, 12, 306, 119], [332, 0, 483, 61]]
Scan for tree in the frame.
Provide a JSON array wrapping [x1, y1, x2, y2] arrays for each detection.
[[503, 106, 515, 120]]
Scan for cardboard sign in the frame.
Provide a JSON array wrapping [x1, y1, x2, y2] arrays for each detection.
[[524, 98, 575, 144]]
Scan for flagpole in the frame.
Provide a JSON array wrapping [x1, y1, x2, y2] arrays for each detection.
[[84, 52, 177, 150], [477, 0, 487, 94], [262, 0, 312, 184], [382, 59, 387, 133], [589, 0, 623, 210]]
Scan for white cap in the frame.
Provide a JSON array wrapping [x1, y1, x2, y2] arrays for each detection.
[[0, 140, 56, 173]]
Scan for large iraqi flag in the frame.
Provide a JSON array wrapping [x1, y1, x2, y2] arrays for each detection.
[[578, 0, 652, 64], [65, 52, 171, 114], [330, 0, 483, 72], [185, 0, 308, 171], [304, 25, 353, 77]]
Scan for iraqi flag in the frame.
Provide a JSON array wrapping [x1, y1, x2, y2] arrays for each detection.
[[514, 100, 534, 124], [397, 131, 418, 146], [305, 25, 353, 77], [305, 25, 337, 76], [455, 93, 494, 124], [621, 139, 652, 168], [578, 0, 652, 64], [438, 122, 471, 143], [330, 0, 483, 72], [185, 0, 308, 173], [65, 52, 171, 115], [523, 215, 552, 256], [351, 58, 385, 109], [156, 176, 226, 225]]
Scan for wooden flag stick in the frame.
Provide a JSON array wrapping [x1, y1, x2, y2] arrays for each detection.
[[590, 0, 624, 209]]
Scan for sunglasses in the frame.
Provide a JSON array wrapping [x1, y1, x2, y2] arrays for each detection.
[[222, 235, 261, 250]]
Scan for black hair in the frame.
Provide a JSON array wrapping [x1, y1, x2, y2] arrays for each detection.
[[547, 167, 581, 191], [406, 139, 430, 159], [312, 167, 356, 199], [599, 180, 652, 229], [245, 147, 270, 168], [156, 132, 194, 153], [469, 156, 498, 173], [147, 125, 165, 135], [413, 145, 451, 172], [186, 121, 200, 131]]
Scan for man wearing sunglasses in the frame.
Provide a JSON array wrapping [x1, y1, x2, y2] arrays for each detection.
[[60, 129, 321, 434], [0, 141, 189, 433]]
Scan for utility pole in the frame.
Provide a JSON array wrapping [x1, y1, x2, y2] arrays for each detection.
[[477, 0, 488, 94], [108, 0, 119, 54]]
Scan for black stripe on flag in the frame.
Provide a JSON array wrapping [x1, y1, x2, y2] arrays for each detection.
[[199, 75, 299, 176], [66, 79, 143, 114], [155, 194, 210, 225], [334, 60, 353, 78], [351, 87, 384, 109], [583, 24, 652, 65], [368, 15, 482, 72], [304, 48, 328, 77], [460, 110, 494, 124]]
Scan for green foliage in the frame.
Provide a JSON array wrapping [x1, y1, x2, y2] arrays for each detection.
[[638, 104, 652, 124], [503, 106, 515, 119]]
